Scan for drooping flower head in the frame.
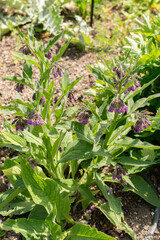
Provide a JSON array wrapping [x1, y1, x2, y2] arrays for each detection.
[[68, 91, 75, 102], [124, 78, 141, 94], [52, 63, 65, 78], [32, 92, 46, 105], [27, 111, 44, 126], [29, 159, 37, 169], [112, 65, 141, 93], [12, 116, 28, 131], [40, 95, 46, 104], [108, 96, 128, 114], [15, 83, 25, 93], [19, 45, 31, 55], [131, 110, 152, 133], [76, 110, 90, 125], [112, 164, 128, 184], [45, 51, 53, 60]]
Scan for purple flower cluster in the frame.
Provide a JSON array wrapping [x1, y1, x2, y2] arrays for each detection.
[[29, 159, 37, 169], [20, 45, 31, 55], [45, 51, 53, 60], [113, 66, 126, 80], [53, 64, 65, 78], [107, 189, 112, 195], [68, 91, 75, 102], [32, 93, 46, 104], [132, 111, 151, 133], [112, 164, 127, 182], [124, 79, 141, 94], [12, 117, 28, 131], [108, 97, 128, 114], [76, 111, 90, 125], [27, 111, 44, 126], [15, 83, 25, 93], [40, 95, 46, 104], [112, 66, 141, 94]]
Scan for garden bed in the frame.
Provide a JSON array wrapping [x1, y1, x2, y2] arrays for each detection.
[[0, 33, 160, 240]]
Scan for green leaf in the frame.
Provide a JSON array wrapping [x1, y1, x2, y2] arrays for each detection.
[[59, 140, 112, 164], [70, 121, 94, 144], [10, 99, 34, 110], [29, 205, 48, 220], [69, 223, 116, 240], [95, 173, 122, 217], [12, 52, 40, 68], [23, 60, 33, 79], [78, 185, 98, 204], [115, 156, 153, 167], [99, 203, 135, 240], [95, 173, 135, 239], [2, 132, 28, 152], [0, 200, 35, 216], [22, 130, 43, 146], [3, 165, 21, 175], [0, 183, 25, 210], [2, 218, 51, 239], [51, 41, 70, 63], [124, 75, 160, 102], [123, 175, 160, 207], [21, 157, 55, 214], [44, 31, 64, 54], [20, 158, 72, 223], [113, 136, 160, 149]]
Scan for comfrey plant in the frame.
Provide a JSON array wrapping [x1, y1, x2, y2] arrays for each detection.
[[0, 29, 118, 240], [0, 31, 160, 240]]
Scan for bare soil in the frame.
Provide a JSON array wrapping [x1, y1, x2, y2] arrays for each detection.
[[0, 32, 160, 240]]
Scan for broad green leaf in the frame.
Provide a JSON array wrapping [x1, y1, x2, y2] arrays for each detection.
[[59, 140, 93, 163], [0, 104, 26, 116], [94, 173, 135, 239], [129, 98, 147, 113], [0, 200, 35, 216], [70, 121, 94, 144], [59, 140, 112, 163], [23, 60, 33, 79], [3, 76, 26, 85], [2, 132, 28, 152], [2, 218, 51, 239], [3, 165, 21, 175], [21, 157, 54, 214], [12, 51, 40, 68], [94, 121, 107, 145], [54, 178, 78, 192], [64, 76, 83, 94], [69, 223, 116, 240], [29, 205, 48, 220], [123, 175, 160, 207], [0, 183, 25, 210], [95, 173, 122, 217], [21, 158, 72, 222], [61, 70, 70, 93], [78, 184, 98, 204], [115, 156, 153, 167], [99, 203, 135, 240], [113, 136, 160, 149], [10, 99, 34, 109], [22, 130, 43, 146]]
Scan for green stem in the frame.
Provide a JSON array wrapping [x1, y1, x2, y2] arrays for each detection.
[[51, 94, 65, 114], [103, 112, 118, 148]]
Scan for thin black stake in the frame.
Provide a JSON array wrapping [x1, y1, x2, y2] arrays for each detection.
[[90, 0, 94, 27]]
